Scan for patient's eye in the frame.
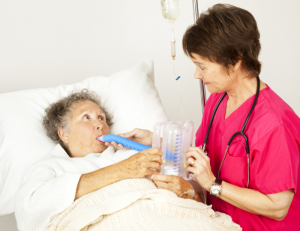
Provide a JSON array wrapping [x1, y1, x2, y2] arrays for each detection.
[[83, 115, 90, 120], [99, 116, 104, 121]]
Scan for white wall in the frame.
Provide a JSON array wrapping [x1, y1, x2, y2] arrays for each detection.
[[0, 0, 300, 229]]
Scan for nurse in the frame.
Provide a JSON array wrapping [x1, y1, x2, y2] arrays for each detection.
[[107, 4, 300, 231]]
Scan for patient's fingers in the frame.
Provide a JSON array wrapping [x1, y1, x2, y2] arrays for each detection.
[[152, 175, 194, 197], [146, 148, 163, 156], [118, 128, 153, 146], [152, 174, 174, 183], [112, 141, 123, 148], [153, 178, 179, 195], [104, 142, 130, 150], [145, 168, 159, 177], [148, 162, 161, 172], [118, 128, 139, 138], [104, 141, 118, 147], [153, 180, 168, 188], [150, 155, 163, 165]]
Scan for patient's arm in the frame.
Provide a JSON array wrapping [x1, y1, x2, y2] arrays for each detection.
[[75, 161, 127, 200], [15, 148, 162, 231], [75, 147, 163, 200]]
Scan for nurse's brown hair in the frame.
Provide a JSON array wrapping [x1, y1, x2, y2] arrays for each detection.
[[182, 4, 261, 77]]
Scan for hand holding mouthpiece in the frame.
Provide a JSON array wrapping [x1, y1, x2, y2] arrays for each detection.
[[96, 134, 152, 152]]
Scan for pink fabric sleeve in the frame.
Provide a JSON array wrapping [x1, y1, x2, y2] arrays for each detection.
[[251, 125, 299, 194]]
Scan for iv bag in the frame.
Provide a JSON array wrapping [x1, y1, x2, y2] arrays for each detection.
[[161, 0, 181, 21]]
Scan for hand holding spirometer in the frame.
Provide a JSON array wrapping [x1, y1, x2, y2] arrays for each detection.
[[97, 120, 194, 180]]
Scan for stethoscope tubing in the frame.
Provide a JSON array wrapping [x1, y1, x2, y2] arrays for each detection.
[[202, 76, 260, 188]]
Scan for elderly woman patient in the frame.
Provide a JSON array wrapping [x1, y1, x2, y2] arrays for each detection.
[[14, 90, 164, 231]]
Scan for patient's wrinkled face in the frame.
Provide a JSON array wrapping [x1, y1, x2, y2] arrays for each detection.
[[66, 100, 109, 157]]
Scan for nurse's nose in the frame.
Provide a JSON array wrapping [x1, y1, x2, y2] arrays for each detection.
[[194, 69, 204, 80]]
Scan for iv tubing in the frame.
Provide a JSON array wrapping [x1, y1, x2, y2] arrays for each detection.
[[170, 20, 176, 60], [173, 60, 184, 122]]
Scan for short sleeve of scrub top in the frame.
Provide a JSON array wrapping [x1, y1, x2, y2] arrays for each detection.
[[251, 125, 299, 194]]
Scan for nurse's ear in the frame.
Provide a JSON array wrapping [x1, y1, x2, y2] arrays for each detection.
[[229, 59, 242, 72], [228, 59, 244, 78]]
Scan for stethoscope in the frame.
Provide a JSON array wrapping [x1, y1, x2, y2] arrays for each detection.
[[201, 76, 260, 188]]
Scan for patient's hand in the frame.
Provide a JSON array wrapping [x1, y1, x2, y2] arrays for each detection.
[[119, 147, 163, 178], [105, 128, 153, 149], [152, 175, 202, 202], [75, 147, 163, 200]]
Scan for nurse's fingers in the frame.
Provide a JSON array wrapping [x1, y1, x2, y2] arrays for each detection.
[[186, 150, 204, 162], [187, 147, 205, 154], [186, 166, 197, 176], [186, 164, 206, 178], [187, 158, 204, 172], [187, 147, 209, 161], [187, 157, 203, 167], [186, 150, 210, 166], [186, 152, 211, 177]]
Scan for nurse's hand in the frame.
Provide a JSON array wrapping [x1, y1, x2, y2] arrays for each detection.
[[186, 147, 216, 192], [152, 175, 202, 202], [105, 128, 153, 149]]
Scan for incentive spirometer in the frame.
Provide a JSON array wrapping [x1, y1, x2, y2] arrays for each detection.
[[97, 120, 194, 180], [152, 121, 194, 180]]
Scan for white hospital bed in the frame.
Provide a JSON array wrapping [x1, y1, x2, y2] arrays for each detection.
[[0, 61, 166, 230], [1, 0, 300, 230]]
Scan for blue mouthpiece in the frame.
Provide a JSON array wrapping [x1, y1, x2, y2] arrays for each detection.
[[100, 134, 152, 152]]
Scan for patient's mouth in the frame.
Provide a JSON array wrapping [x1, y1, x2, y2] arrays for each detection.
[[96, 135, 104, 143]]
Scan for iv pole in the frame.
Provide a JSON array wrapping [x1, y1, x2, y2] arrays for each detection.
[[192, 0, 206, 113]]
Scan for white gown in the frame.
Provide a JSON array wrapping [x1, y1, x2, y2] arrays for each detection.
[[14, 144, 138, 231]]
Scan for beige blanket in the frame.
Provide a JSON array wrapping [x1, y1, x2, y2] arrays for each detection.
[[50, 178, 241, 231]]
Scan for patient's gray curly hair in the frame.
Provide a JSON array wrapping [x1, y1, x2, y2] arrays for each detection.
[[43, 89, 113, 153]]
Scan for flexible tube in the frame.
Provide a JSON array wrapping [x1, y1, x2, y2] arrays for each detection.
[[173, 60, 183, 122], [97, 134, 151, 152], [171, 41, 176, 60], [98, 135, 173, 162]]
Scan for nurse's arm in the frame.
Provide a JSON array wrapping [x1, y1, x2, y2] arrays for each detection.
[[185, 147, 294, 221], [219, 182, 294, 221]]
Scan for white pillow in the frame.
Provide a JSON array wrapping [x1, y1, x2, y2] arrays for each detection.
[[0, 61, 168, 216]]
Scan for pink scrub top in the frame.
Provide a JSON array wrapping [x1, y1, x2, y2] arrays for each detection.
[[195, 85, 300, 231]]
